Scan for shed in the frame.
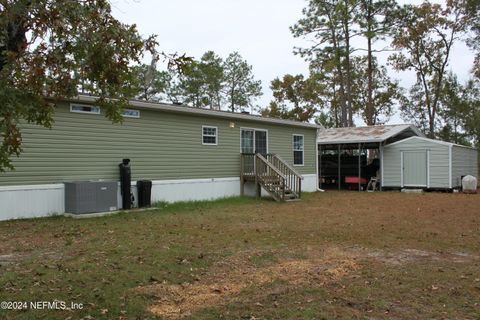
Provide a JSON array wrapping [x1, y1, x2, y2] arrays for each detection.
[[382, 136, 478, 189]]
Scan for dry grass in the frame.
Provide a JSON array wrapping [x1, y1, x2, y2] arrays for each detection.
[[0, 192, 479, 319], [140, 246, 360, 319]]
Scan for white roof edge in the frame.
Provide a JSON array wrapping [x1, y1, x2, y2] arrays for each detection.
[[69, 95, 322, 130], [385, 136, 477, 150], [407, 124, 426, 138], [318, 139, 383, 145]]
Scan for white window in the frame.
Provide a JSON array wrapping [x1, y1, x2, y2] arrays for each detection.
[[122, 109, 140, 118], [293, 134, 304, 166], [202, 126, 217, 145], [70, 104, 100, 115]]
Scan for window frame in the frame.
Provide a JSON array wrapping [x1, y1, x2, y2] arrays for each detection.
[[122, 109, 140, 119], [292, 134, 304, 166], [239, 127, 269, 154], [70, 103, 101, 115], [202, 125, 218, 146]]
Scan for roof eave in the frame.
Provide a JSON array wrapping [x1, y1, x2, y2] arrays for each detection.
[[69, 95, 322, 130], [317, 139, 383, 145]]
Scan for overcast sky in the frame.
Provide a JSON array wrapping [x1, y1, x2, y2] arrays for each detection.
[[111, 0, 475, 125]]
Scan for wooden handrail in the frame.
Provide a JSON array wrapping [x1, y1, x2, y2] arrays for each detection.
[[256, 154, 286, 179], [265, 153, 303, 200], [240, 152, 302, 201], [271, 154, 303, 179]]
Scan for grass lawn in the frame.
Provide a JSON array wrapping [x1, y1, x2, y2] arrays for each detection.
[[0, 192, 479, 319]]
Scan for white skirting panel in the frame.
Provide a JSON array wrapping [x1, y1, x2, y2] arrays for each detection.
[[150, 177, 240, 203], [0, 184, 65, 221], [302, 174, 318, 192], [0, 177, 241, 221], [0, 175, 318, 221]]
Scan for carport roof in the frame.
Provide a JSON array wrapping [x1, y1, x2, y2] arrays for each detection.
[[317, 124, 424, 145]]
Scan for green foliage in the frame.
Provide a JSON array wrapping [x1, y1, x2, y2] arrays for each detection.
[[399, 82, 431, 134], [459, 79, 480, 147], [315, 111, 337, 128], [291, 0, 398, 128], [223, 52, 263, 112], [130, 64, 171, 101], [0, 0, 157, 171], [350, 56, 401, 125], [465, 0, 480, 78], [292, 0, 354, 127], [201, 51, 225, 109], [354, 0, 398, 125], [389, 0, 471, 138], [260, 74, 320, 122], [177, 51, 225, 108], [148, 51, 262, 112], [437, 73, 471, 145]]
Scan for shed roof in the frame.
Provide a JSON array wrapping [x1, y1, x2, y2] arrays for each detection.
[[70, 95, 322, 129], [317, 124, 424, 145], [386, 136, 477, 150]]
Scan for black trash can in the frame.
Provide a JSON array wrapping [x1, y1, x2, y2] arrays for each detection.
[[137, 180, 152, 208]]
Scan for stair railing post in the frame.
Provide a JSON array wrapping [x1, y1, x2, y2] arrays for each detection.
[[298, 177, 302, 199], [240, 154, 244, 196], [255, 154, 260, 198]]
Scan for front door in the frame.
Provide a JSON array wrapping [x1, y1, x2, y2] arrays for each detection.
[[254, 130, 267, 155], [241, 129, 268, 155], [403, 151, 428, 187], [241, 129, 268, 173]]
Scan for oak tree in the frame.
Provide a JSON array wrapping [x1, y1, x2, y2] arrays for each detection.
[[389, 1, 471, 138], [0, 0, 158, 171], [260, 74, 321, 122]]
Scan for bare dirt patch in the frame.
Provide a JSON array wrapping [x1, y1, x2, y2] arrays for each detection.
[[139, 244, 480, 319], [0, 254, 20, 266], [348, 246, 480, 265], [139, 247, 360, 319]]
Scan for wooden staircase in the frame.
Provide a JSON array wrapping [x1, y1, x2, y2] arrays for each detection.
[[240, 153, 303, 202]]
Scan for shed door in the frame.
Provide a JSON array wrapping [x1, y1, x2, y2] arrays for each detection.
[[402, 151, 427, 187]]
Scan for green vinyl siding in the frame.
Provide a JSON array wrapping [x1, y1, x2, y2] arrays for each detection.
[[0, 102, 317, 186]]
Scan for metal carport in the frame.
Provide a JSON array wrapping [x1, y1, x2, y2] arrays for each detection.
[[317, 124, 424, 191]]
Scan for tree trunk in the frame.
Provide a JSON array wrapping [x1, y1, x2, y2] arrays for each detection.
[[230, 86, 235, 112], [0, 2, 30, 73], [366, 24, 374, 126], [343, 0, 354, 127], [329, 23, 348, 127]]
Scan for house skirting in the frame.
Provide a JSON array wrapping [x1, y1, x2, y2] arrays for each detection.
[[0, 174, 317, 221]]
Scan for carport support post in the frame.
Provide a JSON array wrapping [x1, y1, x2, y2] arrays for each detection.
[[379, 142, 383, 191], [338, 144, 341, 190], [319, 144, 322, 189], [358, 143, 361, 191]]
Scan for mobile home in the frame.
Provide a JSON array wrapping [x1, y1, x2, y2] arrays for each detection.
[[0, 95, 320, 221]]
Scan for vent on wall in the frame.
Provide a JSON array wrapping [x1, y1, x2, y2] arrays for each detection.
[[70, 104, 101, 114]]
